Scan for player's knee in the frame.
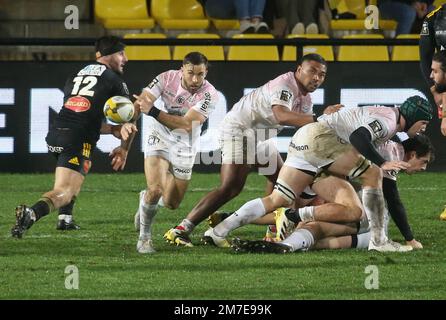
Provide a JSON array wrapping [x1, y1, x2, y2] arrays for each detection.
[[145, 186, 163, 203], [360, 164, 383, 187], [218, 183, 243, 200], [163, 199, 180, 210], [346, 205, 363, 222]]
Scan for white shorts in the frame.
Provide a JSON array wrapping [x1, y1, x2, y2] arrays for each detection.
[[143, 117, 196, 180], [219, 129, 279, 166], [284, 122, 353, 173]]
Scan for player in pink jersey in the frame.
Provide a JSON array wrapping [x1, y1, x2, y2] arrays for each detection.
[[205, 96, 433, 252], [164, 53, 342, 247], [132, 52, 219, 253]]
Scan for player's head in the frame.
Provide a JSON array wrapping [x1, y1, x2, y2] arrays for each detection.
[[95, 36, 128, 75], [402, 134, 434, 174], [431, 50, 446, 92], [295, 53, 327, 94], [181, 52, 208, 93], [399, 95, 433, 136]]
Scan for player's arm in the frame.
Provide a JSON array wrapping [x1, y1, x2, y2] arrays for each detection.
[[272, 103, 343, 127], [272, 104, 314, 127], [349, 127, 409, 171], [135, 91, 208, 132], [382, 178, 422, 248]]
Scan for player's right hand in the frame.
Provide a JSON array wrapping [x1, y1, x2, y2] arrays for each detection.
[[323, 104, 343, 114], [380, 160, 410, 171], [120, 123, 137, 141]]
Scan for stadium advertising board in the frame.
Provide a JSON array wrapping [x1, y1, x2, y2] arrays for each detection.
[[0, 61, 443, 172]]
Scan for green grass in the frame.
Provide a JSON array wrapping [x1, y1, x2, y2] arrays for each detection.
[[0, 172, 445, 300]]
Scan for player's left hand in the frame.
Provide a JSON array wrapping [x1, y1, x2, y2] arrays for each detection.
[[109, 146, 128, 171], [133, 94, 153, 115], [406, 239, 423, 249], [120, 123, 138, 141], [323, 104, 343, 114]]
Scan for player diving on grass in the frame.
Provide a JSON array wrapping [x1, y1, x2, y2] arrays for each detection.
[[202, 95, 434, 252], [226, 134, 434, 253]]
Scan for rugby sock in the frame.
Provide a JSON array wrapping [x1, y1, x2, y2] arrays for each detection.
[[285, 208, 301, 224], [362, 188, 387, 245], [298, 206, 315, 222], [352, 232, 371, 249], [139, 203, 158, 240], [31, 197, 55, 221], [58, 197, 76, 222], [281, 228, 314, 252], [158, 197, 165, 207], [178, 219, 195, 233], [214, 198, 266, 237]]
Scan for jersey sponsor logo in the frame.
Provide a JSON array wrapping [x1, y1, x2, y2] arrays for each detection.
[[47, 144, 64, 153], [122, 82, 129, 95], [421, 21, 429, 35], [64, 95, 91, 112], [368, 120, 383, 133], [302, 104, 312, 113], [77, 64, 106, 76], [177, 96, 185, 104], [147, 78, 159, 89], [174, 167, 191, 174], [68, 157, 80, 165], [200, 92, 211, 112], [147, 134, 161, 146], [289, 141, 309, 151], [280, 90, 292, 102]]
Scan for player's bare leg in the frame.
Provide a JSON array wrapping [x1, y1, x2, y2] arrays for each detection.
[[12, 167, 84, 238]]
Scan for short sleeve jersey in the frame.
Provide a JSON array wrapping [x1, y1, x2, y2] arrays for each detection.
[[224, 72, 313, 130], [55, 63, 129, 144], [144, 69, 218, 120], [318, 106, 400, 145]]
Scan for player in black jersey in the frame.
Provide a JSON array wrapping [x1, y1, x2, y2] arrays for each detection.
[[11, 36, 138, 238], [420, 4, 446, 116]]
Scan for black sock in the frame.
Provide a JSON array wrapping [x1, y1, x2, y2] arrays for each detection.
[[31, 201, 50, 221], [350, 234, 358, 248], [59, 198, 76, 218], [285, 208, 301, 224]]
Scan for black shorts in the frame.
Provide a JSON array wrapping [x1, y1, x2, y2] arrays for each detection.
[[45, 128, 94, 176]]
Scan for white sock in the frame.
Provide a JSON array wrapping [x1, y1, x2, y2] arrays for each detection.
[[281, 228, 314, 252], [139, 203, 158, 240], [298, 206, 315, 222], [179, 219, 195, 233], [214, 198, 266, 237], [362, 188, 387, 245], [355, 232, 371, 249], [58, 214, 72, 223], [158, 197, 164, 207]]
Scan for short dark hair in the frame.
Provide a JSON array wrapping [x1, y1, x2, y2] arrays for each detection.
[[297, 53, 327, 68], [183, 52, 209, 68], [402, 134, 435, 162], [95, 36, 125, 57], [433, 50, 446, 72]]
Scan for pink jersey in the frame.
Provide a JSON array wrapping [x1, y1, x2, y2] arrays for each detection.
[[224, 71, 313, 130], [144, 69, 218, 120], [318, 106, 400, 145]]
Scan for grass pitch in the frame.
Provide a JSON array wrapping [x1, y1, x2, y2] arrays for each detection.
[[0, 172, 445, 300]]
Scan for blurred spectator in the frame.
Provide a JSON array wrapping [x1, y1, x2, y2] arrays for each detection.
[[276, 0, 320, 34], [198, 0, 270, 34], [378, 0, 435, 35]]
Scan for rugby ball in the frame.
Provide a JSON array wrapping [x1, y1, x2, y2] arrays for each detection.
[[103, 96, 135, 123]]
